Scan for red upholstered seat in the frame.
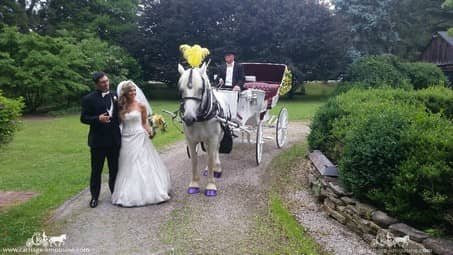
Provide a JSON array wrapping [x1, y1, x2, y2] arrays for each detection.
[[244, 82, 280, 108]]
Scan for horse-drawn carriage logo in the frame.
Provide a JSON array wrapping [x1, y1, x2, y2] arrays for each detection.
[[25, 232, 67, 248]]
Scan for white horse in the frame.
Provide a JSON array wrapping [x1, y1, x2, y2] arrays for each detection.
[[49, 234, 67, 247], [178, 62, 223, 196]]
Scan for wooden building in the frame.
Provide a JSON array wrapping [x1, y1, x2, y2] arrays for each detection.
[[421, 31, 453, 81]]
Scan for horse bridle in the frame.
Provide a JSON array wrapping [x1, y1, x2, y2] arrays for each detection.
[[179, 68, 215, 122], [180, 69, 206, 102]]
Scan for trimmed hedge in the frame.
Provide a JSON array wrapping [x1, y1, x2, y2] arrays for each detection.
[[308, 87, 453, 233], [0, 91, 24, 145], [341, 55, 447, 93], [402, 62, 447, 90], [344, 55, 412, 90]]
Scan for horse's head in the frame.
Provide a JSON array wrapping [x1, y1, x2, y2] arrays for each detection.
[[178, 62, 210, 126]]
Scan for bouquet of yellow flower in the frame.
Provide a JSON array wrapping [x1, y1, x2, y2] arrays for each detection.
[[148, 114, 168, 139]]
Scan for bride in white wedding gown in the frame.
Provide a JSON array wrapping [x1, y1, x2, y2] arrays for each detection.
[[111, 80, 171, 207]]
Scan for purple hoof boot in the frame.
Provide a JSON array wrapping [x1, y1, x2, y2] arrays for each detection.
[[203, 170, 222, 178], [187, 187, 200, 194], [204, 189, 217, 197]]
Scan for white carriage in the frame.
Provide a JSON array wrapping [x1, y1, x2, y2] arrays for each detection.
[[214, 63, 289, 165]]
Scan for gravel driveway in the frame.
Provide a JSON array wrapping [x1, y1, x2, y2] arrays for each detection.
[[45, 121, 374, 254]]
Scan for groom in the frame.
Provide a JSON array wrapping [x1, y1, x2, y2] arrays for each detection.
[[80, 72, 121, 208]]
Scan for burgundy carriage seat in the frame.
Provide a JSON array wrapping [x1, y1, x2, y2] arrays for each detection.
[[242, 63, 286, 109], [244, 82, 280, 108]]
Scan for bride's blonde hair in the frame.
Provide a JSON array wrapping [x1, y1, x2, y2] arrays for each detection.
[[118, 81, 136, 121]]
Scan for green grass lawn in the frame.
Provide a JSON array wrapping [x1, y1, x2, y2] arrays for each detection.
[[0, 100, 182, 248], [272, 82, 337, 120], [0, 83, 335, 248]]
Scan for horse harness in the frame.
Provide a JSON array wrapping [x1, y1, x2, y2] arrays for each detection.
[[179, 68, 219, 124]]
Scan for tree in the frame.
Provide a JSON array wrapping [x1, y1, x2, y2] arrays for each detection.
[[392, 0, 453, 60], [444, 0, 453, 35], [333, 0, 399, 56], [334, 0, 453, 60], [0, 0, 41, 32], [39, 0, 140, 45], [0, 26, 142, 112], [134, 0, 351, 84]]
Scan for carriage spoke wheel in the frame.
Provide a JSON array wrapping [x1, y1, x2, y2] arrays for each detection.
[[276, 107, 288, 148], [256, 120, 264, 165]]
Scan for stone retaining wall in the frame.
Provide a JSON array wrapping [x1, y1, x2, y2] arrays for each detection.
[[307, 159, 453, 255]]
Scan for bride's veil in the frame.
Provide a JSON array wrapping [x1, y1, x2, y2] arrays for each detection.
[[117, 80, 153, 118]]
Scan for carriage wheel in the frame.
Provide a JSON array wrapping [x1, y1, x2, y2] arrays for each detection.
[[256, 121, 264, 165], [276, 107, 288, 148]]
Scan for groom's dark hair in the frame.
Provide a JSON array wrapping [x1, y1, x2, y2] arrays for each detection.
[[92, 71, 106, 84]]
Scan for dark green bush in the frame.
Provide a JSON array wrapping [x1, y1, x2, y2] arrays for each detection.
[[382, 115, 453, 229], [0, 91, 24, 145], [402, 62, 447, 90], [341, 55, 448, 94], [309, 88, 420, 162], [309, 87, 453, 232], [344, 55, 412, 90]]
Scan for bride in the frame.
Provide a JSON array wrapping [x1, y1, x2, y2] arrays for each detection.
[[111, 80, 171, 207]]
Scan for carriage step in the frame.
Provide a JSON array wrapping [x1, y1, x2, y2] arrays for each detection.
[[264, 136, 274, 141]]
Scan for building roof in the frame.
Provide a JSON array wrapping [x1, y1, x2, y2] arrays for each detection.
[[438, 31, 453, 46]]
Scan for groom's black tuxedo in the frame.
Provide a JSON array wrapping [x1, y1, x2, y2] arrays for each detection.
[[81, 89, 121, 200], [81, 90, 121, 148]]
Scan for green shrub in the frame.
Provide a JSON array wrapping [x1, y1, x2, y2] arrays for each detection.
[[309, 87, 453, 232], [337, 103, 420, 201], [415, 86, 453, 120], [344, 55, 412, 90], [402, 62, 447, 90], [309, 88, 420, 162], [382, 115, 453, 229], [0, 91, 24, 145], [307, 98, 345, 160], [341, 55, 448, 94]]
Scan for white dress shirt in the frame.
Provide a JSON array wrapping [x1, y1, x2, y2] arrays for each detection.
[[225, 61, 235, 87]]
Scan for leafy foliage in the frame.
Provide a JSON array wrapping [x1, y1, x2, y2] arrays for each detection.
[[0, 26, 142, 112], [402, 62, 448, 90], [334, 0, 453, 60], [333, 0, 399, 56], [342, 55, 447, 92], [308, 87, 453, 233], [0, 90, 24, 145], [134, 0, 352, 84], [344, 55, 412, 89]]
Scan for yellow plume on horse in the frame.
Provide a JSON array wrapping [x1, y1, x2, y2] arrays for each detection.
[[179, 44, 210, 68]]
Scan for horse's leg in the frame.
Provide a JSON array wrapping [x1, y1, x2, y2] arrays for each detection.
[[213, 148, 222, 178], [204, 140, 218, 196], [187, 141, 200, 194]]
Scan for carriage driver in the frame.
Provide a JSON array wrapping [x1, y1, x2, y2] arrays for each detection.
[[215, 50, 245, 91]]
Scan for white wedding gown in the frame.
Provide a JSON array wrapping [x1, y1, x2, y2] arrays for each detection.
[[111, 110, 171, 207]]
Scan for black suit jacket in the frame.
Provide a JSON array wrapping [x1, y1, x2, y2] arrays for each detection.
[[217, 62, 245, 90], [80, 90, 121, 149]]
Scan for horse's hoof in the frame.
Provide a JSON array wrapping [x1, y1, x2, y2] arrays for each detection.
[[204, 189, 217, 197], [187, 187, 200, 194]]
